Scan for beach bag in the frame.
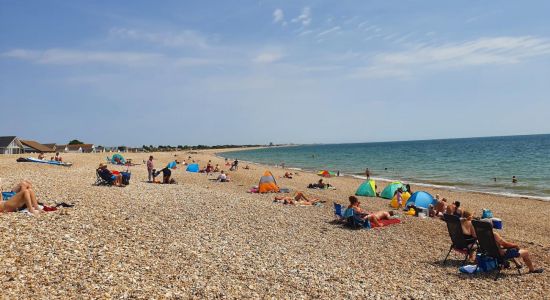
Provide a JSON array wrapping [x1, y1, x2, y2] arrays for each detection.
[[476, 254, 497, 272], [481, 209, 494, 219], [121, 172, 131, 185]]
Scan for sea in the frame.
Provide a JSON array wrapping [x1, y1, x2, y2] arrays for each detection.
[[220, 134, 550, 201]]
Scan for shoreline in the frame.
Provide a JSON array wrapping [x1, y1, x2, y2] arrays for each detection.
[[215, 148, 550, 202]]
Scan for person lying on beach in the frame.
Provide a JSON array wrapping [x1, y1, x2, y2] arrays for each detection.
[[308, 179, 331, 189], [347, 196, 395, 227], [494, 231, 543, 274], [0, 180, 42, 215], [274, 192, 321, 205], [446, 201, 463, 217], [284, 172, 293, 179], [97, 163, 123, 186], [243, 165, 250, 170]]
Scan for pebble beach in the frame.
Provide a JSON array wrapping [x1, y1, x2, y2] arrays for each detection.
[[1, 150, 549, 299]]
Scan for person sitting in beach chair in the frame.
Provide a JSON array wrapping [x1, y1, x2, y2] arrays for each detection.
[[0, 180, 42, 215], [96, 163, 123, 186], [472, 219, 543, 278], [347, 196, 395, 227], [274, 192, 322, 206]]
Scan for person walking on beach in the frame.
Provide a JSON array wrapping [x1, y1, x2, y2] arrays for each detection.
[[147, 155, 154, 182], [365, 168, 370, 180]]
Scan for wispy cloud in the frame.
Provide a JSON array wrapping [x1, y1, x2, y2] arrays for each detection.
[[109, 27, 210, 48], [292, 7, 312, 26], [317, 26, 340, 37], [2, 48, 163, 65], [273, 8, 285, 24], [352, 36, 550, 79]]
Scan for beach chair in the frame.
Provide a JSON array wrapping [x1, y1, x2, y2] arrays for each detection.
[[333, 203, 344, 221], [94, 169, 113, 186], [472, 219, 522, 280], [442, 214, 477, 266], [343, 208, 371, 229]]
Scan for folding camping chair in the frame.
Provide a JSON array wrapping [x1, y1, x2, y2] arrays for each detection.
[[343, 208, 371, 229], [442, 214, 477, 265], [472, 219, 522, 280], [333, 203, 344, 221], [94, 169, 113, 186]]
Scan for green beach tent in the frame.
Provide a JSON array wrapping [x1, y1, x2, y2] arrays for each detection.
[[380, 181, 404, 199], [355, 179, 376, 197]]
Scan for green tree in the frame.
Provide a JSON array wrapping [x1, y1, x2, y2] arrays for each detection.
[[69, 139, 84, 145]]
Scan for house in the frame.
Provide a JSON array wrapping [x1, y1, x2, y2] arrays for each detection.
[[62, 144, 95, 153], [0, 136, 24, 154], [20, 140, 55, 153]]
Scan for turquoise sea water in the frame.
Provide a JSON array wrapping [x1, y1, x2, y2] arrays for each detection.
[[221, 134, 550, 200]]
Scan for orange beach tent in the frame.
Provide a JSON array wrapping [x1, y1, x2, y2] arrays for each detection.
[[258, 170, 280, 193]]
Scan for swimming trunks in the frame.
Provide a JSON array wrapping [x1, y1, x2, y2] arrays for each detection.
[[505, 248, 520, 259]]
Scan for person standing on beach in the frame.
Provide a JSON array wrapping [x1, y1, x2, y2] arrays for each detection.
[[365, 168, 370, 180], [147, 155, 154, 182], [512, 176, 518, 183]]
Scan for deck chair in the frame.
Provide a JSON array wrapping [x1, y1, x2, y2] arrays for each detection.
[[472, 219, 522, 280], [442, 214, 477, 265], [94, 169, 113, 186], [343, 208, 371, 229], [333, 203, 344, 221]]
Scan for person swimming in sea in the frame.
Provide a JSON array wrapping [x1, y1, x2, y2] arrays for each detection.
[[512, 176, 518, 183]]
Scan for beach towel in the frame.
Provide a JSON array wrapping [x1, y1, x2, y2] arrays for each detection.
[[370, 218, 401, 228]]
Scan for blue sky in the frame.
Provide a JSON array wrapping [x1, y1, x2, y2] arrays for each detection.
[[1, 1, 550, 146]]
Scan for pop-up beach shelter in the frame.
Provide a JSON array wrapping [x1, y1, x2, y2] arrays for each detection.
[[258, 170, 280, 193], [405, 191, 436, 209], [111, 153, 126, 165], [318, 170, 332, 177], [186, 163, 199, 173], [380, 181, 405, 199], [355, 179, 376, 197]]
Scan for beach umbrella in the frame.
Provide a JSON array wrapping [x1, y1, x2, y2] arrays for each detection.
[[380, 181, 404, 199], [355, 179, 376, 197], [405, 191, 436, 209]]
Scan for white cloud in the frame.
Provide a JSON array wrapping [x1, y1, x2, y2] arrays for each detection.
[[273, 8, 284, 24], [2, 48, 163, 65], [253, 51, 283, 63], [292, 7, 312, 26], [109, 27, 209, 48], [317, 26, 340, 37], [352, 36, 550, 79]]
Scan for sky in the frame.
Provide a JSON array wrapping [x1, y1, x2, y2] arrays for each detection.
[[1, 0, 550, 146]]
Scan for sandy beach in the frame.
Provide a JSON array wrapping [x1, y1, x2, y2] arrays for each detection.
[[1, 150, 549, 299]]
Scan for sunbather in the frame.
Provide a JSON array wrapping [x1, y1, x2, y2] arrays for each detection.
[[446, 201, 462, 217], [97, 163, 123, 186], [37, 152, 45, 160], [217, 171, 230, 182], [0, 181, 41, 215], [274, 192, 321, 205], [308, 179, 331, 189], [347, 196, 395, 227], [284, 172, 293, 179], [493, 231, 543, 274], [460, 210, 477, 262], [434, 197, 448, 217]]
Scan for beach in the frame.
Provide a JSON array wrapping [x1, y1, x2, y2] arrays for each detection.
[[1, 150, 549, 299]]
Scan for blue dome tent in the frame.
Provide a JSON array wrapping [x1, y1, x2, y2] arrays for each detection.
[[405, 191, 436, 209], [186, 163, 199, 173]]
